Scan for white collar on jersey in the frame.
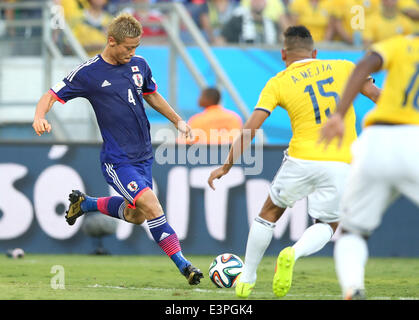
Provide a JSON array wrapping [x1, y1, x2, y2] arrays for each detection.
[[289, 58, 317, 66]]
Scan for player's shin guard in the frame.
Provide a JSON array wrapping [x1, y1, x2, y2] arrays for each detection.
[[147, 215, 190, 273], [96, 196, 127, 220], [292, 222, 334, 261], [240, 216, 275, 284]]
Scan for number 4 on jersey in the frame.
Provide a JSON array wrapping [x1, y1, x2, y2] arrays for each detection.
[[128, 88, 136, 105]]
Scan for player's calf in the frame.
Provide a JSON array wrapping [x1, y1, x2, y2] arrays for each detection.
[[123, 208, 146, 225], [146, 213, 203, 285]]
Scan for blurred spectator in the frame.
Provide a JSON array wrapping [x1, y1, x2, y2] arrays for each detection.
[[106, 0, 132, 15], [198, 0, 237, 44], [185, 0, 207, 27], [288, 0, 333, 42], [71, 0, 113, 56], [240, 0, 291, 41], [6, 0, 43, 37], [399, 0, 419, 34], [363, 0, 413, 46], [0, 0, 44, 55], [180, 87, 243, 145], [328, 0, 380, 45], [60, 0, 90, 27], [122, 0, 167, 40], [0, 0, 16, 38], [218, 0, 278, 45]]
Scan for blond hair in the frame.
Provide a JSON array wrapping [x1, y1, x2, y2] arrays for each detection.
[[107, 13, 143, 44]]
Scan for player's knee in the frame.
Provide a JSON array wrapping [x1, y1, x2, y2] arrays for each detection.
[[135, 215, 146, 225], [135, 197, 163, 220], [124, 209, 146, 225], [341, 228, 369, 241], [259, 196, 285, 222], [316, 220, 338, 233]]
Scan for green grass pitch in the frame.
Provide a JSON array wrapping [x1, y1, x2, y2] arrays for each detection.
[[1, 254, 419, 300]]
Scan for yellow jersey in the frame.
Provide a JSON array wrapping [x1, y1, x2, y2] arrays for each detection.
[[241, 0, 286, 23], [330, 0, 380, 38], [256, 59, 357, 163], [399, 0, 419, 34], [289, 0, 331, 42], [364, 35, 419, 126], [71, 11, 114, 57], [60, 0, 89, 27], [363, 11, 413, 43]]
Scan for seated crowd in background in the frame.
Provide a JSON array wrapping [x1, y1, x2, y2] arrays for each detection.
[[1, 0, 419, 55]]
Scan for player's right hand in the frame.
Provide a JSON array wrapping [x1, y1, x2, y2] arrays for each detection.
[[318, 113, 345, 149], [32, 118, 52, 136], [177, 120, 194, 141], [208, 165, 230, 190]]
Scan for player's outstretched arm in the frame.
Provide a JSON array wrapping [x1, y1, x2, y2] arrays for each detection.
[[360, 78, 381, 103], [32, 91, 57, 136], [319, 53, 383, 148], [208, 109, 269, 190], [144, 92, 193, 140], [335, 53, 383, 118]]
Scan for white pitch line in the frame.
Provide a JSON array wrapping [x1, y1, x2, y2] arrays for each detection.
[[87, 284, 419, 300], [88, 284, 237, 295]]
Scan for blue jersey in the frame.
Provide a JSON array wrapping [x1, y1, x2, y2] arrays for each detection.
[[50, 54, 157, 164]]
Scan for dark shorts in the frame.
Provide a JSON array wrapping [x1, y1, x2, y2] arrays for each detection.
[[101, 157, 153, 209]]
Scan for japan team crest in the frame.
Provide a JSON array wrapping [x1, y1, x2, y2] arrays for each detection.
[[132, 73, 143, 88], [127, 181, 139, 192]]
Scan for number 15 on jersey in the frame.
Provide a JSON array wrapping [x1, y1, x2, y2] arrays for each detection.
[[304, 77, 339, 124]]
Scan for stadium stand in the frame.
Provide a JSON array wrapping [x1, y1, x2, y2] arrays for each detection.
[[0, 0, 415, 143]]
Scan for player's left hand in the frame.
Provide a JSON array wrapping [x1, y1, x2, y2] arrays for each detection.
[[318, 113, 345, 149], [208, 165, 230, 190]]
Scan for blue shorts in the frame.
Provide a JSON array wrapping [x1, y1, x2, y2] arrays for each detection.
[[102, 157, 153, 209]]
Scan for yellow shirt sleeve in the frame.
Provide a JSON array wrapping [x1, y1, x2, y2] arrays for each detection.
[[255, 77, 281, 113], [370, 37, 401, 70]]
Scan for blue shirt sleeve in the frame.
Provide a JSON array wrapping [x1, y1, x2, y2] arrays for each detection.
[[50, 67, 89, 103], [142, 61, 157, 95]]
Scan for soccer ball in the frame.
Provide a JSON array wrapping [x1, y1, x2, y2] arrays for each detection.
[[208, 253, 243, 288], [6, 248, 25, 259]]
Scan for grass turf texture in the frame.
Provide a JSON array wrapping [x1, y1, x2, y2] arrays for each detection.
[[1, 254, 419, 300]]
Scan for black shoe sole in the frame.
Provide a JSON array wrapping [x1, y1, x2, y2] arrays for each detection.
[[65, 190, 85, 226], [187, 270, 204, 285]]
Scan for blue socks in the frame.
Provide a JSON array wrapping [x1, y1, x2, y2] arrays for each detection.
[[81, 196, 190, 274], [81, 196, 126, 221], [80, 195, 98, 212], [147, 215, 190, 273]]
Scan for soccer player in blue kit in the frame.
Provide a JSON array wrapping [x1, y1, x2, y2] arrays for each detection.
[[32, 13, 204, 285]]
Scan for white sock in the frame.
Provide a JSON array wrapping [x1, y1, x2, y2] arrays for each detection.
[[240, 216, 275, 284], [334, 233, 368, 296], [292, 223, 333, 261]]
